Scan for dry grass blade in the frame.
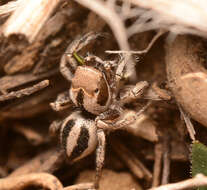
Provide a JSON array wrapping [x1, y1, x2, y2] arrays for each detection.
[[111, 138, 152, 180], [75, 0, 129, 51], [179, 105, 196, 141], [0, 0, 22, 17], [127, 0, 207, 37], [161, 135, 171, 185], [0, 80, 49, 102], [0, 68, 57, 92]]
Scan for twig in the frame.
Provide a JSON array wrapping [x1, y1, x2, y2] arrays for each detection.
[[9, 149, 65, 177], [152, 143, 163, 187], [4, 42, 43, 75], [0, 82, 65, 119], [0, 173, 63, 190], [13, 123, 46, 145], [161, 135, 171, 185], [2, 0, 61, 43], [149, 174, 207, 190], [111, 138, 152, 180], [0, 68, 57, 92], [0, 80, 49, 102], [106, 29, 166, 54], [178, 105, 195, 141]]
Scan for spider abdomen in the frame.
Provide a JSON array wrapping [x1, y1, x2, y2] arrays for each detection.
[[60, 111, 98, 162]]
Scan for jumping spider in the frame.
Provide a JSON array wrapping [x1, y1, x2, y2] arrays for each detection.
[[50, 32, 152, 189]]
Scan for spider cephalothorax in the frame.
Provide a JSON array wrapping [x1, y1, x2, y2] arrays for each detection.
[[70, 65, 111, 115]]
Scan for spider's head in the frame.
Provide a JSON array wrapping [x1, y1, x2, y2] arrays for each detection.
[[70, 66, 111, 115]]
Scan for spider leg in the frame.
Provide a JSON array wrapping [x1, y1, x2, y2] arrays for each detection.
[[85, 54, 117, 68], [60, 52, 75, 81], [50, 91, 73, 111], [60, 32, 101, 81], [74, 32, 101, 53], [94, 107, 123, 130], [111, 55, 129, 97], [94, 129, 106, 189], [97, 102, 151, 131], [114, 101, 152, 130], [115, 55, 125, 79], [114, 55, 125, 92], [97, 108, 121, 120], [120, 81, 149, 104], [96, 115, 153, 181], [49, 119, 63, 137], [84, 54, 106, 70]]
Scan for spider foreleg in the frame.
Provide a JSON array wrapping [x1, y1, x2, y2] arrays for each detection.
[[120, 81, 149, 104], [94, 129, 106, 189], [50, 91, 72, 111]]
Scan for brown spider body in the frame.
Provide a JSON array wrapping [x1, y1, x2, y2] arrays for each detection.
[[70, 65, 112, 115], [50, 32, 150, 190]]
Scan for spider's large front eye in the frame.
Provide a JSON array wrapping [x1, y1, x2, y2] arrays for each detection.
[[94, 88, 99, 93]]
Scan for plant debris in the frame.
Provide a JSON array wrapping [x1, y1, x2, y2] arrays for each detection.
[[1, 0, 207, 190]]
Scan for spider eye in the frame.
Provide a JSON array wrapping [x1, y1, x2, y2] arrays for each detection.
[[94, 88, 99, 93]]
